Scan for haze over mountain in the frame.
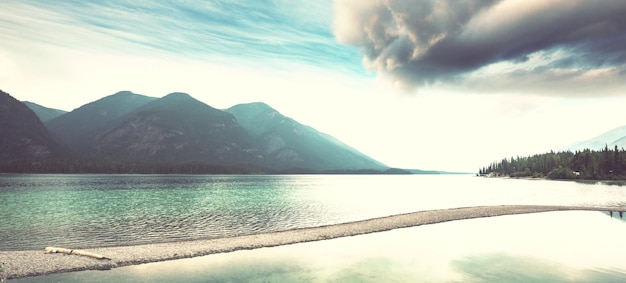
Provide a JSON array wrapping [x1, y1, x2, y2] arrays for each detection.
[[0, 90, 70, 159], [22, 101, 67, 122], [226, 102, 386, 171], [45, 91, 157, 154], [566, 125, 626, 152], [87, 92, 260, 165], [0, 90, 390, 172]]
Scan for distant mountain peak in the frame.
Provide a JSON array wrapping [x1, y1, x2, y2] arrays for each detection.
[[566, 125, 626, 152], [243, 102, 279, 115], [226, 101, 387, 171], [164, 92, 193, 99], [158, 92, 203, 105], [112, 90, 136, 96], [44, 91, 157, 152], [145, 92, 222, 114], [227, 102, 280, 118], [0, 90, 70, 158], [88, 92, 257, 163], [22, 101, 67, 122], [8, 90, 387, 172], [244, 101, 272, 109]]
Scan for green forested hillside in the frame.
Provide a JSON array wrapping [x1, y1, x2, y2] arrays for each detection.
[[480, 145, 626, 180]]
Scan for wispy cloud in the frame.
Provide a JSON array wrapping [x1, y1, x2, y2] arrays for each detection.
[[0, 0, 363, 74], [334, 0, 626, 95]]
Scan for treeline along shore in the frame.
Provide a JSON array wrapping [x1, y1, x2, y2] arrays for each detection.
[[0, 158, 260, 174], [0, 158, 408, 175], [479, 145, 626, 180]]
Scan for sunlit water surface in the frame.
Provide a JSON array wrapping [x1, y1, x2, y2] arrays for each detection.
[[1, 174, 626, 251], [12, 211, 626, 282]]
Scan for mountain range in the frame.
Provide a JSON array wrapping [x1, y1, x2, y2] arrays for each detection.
[[566, 125, 626, 152], [0, 90, 70, 159], [1, 89, 389, 173], [21, 101, 67, 122], [226, 102, 385, 171]]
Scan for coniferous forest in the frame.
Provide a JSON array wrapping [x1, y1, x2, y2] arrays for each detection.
[[0, 159, 261, 174], [0, 158, 408, 175], [479, 145, 626, 180]]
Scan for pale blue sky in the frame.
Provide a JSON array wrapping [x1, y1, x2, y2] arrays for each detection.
[[2, 0, 626, 172]]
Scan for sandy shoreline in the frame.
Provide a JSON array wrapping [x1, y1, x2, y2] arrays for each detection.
[[2, 205, 625, 280]]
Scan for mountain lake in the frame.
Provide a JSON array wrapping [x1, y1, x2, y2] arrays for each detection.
[[2, 174, 626, 282]]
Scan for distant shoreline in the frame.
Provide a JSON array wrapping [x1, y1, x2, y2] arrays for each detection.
[[2, 205, 625, 280], [479, 174, 626, 184]]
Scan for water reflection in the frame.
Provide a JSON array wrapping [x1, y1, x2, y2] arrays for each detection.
[[451, 253, 626, 283], [605, 211, 626, 223], [14, 211, 626, 283], [575, 180, 626, 187]]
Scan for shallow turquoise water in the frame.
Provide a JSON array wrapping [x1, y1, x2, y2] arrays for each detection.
[[1, 174, 330, 250], [1, 174, 626, 250]]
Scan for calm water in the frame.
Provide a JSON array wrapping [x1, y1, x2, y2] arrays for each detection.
[[1, 174, 626, 251], [12, 211, 626, 282]]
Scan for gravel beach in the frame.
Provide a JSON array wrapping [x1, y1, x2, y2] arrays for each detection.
[[2, 205, 624, 280]]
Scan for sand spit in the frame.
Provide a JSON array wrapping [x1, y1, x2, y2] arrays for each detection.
[[2, 205, 625, 280]]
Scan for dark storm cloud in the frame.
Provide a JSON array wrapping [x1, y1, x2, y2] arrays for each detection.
[[334, 0, 626, 93]]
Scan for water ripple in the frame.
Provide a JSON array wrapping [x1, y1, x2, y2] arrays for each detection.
[[2, 174, 626, 250]]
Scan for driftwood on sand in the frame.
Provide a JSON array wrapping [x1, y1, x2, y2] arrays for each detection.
[[44, 247, 111, 260]]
